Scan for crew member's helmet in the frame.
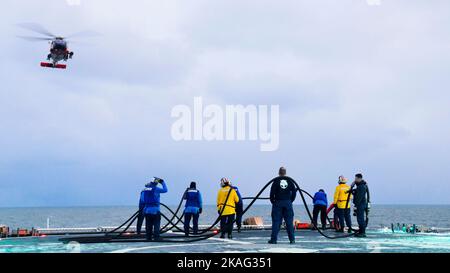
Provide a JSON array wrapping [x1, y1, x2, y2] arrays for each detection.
[[338, 176, 348, 184], [220, 177, 230, 187]]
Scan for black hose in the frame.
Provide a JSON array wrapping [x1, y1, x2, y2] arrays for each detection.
[[64, 176, 366, 244], [159, 188, 188, 232], [106, 210, 140, 234], [148, 184, 238, 243], [290, 177, 356, 239]]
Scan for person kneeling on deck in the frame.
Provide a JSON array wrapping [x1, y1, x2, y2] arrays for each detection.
[[268, 167, 296, 244], [183, 181, 203, 236], [333, 176, 352, 233], [217, 178, 240, 239], [139, 177, 168, 241], [312, 189, 328, 230]]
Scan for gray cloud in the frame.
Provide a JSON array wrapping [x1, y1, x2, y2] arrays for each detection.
[[1, 0, 450, 206]]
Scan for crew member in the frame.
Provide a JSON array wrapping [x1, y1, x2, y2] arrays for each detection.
[[139, 177, 168, 241], [217, 178, 240, 239], [312, 189, 328, 230], [268, 167, 296, 244], [333, 176, 352, 233], [136, 182, 152, 234], [352, 173, 370, 237], [183, 181, 203, 236], [231, 182, 244, 232]]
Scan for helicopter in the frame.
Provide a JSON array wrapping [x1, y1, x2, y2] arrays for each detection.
[[17, 23, 97, 69]]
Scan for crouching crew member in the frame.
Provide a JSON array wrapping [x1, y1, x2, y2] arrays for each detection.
[[352, 173, 370, 237], [217, 178, 240, 239], [183, 181, 203, 236], [312, 189, 328, 230], [268, 167, 296, 244], [139, 177, 168, 241]]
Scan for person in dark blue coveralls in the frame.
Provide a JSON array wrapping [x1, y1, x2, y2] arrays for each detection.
[[312, 189, 328, 230], [139, 177, 168, 241], [352, 173, 370, 238], [136, 182, 152, 234], [183, 181, 203, 236], [268, 167, 297, 244], [231, 183, 244, 232]]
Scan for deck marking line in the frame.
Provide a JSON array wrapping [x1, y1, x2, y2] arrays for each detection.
[[110, 242, 225, 253]]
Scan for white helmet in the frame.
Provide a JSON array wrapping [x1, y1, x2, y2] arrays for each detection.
[[220, 177, 230, 187]]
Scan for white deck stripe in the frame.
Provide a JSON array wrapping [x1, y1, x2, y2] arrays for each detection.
[[110, 235, 255, 253], [110, 242, 225, 253], [208, 237, 253, 245]]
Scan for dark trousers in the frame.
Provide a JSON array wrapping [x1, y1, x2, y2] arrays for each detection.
[[312, 205, 327, 228], [270, 200, 295, 242], [336, 208, 352, 230], [235, 204, 243, 228], [333, 209, 340, 229], [184, 213, 200, 235], [136, 210, 144, 234], [220, 214, 235, 236], [356, 205, 367, 234], [145, 213, 161, 240]]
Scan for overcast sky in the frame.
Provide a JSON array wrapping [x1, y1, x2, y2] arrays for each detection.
[[1, 0, 450, 206]]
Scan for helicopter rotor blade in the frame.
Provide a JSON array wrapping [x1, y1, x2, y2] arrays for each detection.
[[17, 22, 56, 38], [17, 35, 53, 42]]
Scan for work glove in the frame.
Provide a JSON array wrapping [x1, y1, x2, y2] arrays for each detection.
[[154, 177, 164, 184]]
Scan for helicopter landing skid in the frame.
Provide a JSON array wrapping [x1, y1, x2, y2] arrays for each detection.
[[40, 62, 67, 69]]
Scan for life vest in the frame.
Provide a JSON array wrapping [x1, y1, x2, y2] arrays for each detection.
[[217, 186, 240, 216], [333, 183, 351, 209]]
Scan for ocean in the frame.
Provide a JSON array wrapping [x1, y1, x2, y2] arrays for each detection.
[[1, 205, 449, 230]]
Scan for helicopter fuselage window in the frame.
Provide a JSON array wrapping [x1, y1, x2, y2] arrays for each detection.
[[52, 41, 67, 51]]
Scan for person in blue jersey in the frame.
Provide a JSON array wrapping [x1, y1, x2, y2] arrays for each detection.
[[230, 182, 244, 232], [183, 181, 203, 236], [312, 189, 328, 230], [139, 177, 168, 241]]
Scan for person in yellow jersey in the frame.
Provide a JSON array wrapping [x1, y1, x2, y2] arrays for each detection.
[[216, 177, 240, 239], [333, 175, 353, 233]]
